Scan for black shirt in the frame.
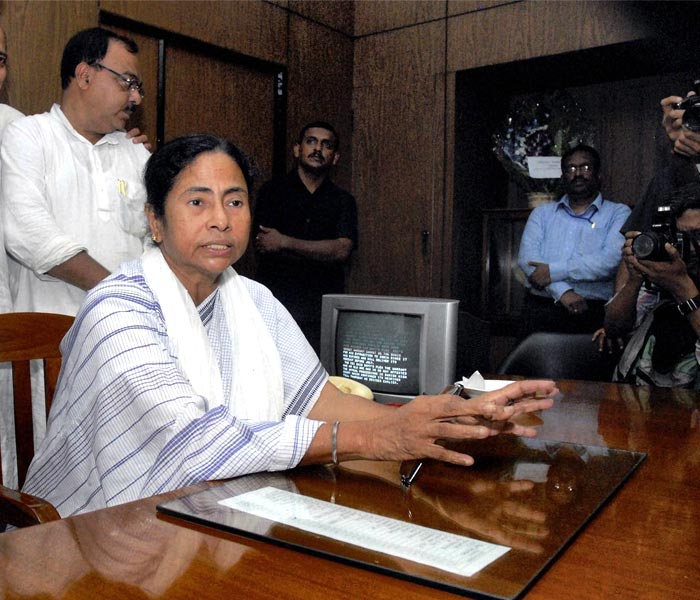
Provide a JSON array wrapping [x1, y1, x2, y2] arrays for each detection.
[[622, 154, 700, 233], [253, 170, 358, 321]]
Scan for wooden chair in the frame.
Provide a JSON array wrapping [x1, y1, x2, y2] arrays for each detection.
[[0, 312, 74, 527]]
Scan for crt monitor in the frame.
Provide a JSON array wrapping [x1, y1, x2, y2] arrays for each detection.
[[320, 294, 459, 404]]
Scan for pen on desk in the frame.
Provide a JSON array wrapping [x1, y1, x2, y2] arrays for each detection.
[[400, 382, 465, 489]]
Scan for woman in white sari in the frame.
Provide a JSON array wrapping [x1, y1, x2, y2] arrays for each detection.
[[23, 134, 556, 517]]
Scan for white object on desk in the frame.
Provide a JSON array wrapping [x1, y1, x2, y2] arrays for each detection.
[[221, 486, 509, 577], [460, 371, 516, 397]]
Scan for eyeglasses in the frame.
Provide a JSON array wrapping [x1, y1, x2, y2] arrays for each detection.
[[0, 52, 7, 67], [89, 61, 144, 98], [563, 163, 594, 175]]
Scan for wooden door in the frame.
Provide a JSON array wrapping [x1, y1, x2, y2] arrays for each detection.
[[101, 17, 285, 278], [163, 46, 275, 183]]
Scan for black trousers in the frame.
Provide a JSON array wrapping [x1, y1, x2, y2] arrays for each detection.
[[521, 293, 607, 338]]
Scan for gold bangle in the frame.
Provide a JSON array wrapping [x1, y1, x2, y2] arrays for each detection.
[[331, 421, 340, 466]]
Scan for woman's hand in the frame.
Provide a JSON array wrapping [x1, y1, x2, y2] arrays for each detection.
[[359, 380, 556, 466]]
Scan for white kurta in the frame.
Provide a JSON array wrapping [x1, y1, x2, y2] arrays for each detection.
[[0, 102, 24, 488], [0, 102, 24, 313], [0, 103, 150, 315]]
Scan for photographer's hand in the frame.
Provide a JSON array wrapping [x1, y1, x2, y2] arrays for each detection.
[[632, 243, 698, 302], [661, 92, 700, 157], [592, 327, 625, 354], [662, 95, 685, 142], [674, 128, 700, 158], [621, 231, 647, 279]]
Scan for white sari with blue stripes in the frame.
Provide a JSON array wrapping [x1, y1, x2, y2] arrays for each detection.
[[22, 258, 327, 517]]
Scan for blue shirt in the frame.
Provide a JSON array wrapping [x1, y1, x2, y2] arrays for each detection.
[[517, 194, 631, 302]]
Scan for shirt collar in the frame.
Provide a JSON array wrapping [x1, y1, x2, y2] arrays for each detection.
[[557, 192, 603, 215], [290, 168, 332, 195], [52, 103, 122, 146]]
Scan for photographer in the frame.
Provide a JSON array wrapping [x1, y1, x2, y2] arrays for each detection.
[[603, 85, 700, 347], [619, 87, 700, 250], [604, 182, 700, 387]]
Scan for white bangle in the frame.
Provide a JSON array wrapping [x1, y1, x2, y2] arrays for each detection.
[[331, 421, 340, 466]]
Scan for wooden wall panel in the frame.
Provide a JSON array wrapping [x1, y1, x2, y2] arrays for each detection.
[[164, 46, 276, 181], [354, 19, 445, 86], [354, 0, 445, 37], [101, 0, 288, 65], [351, 18, 447, 296], [351, 76, 445, 297], [448, 0, 522, 18], [1, 0, 97, 116], [286, 13, 354, 190], [290, 0, 354, 36], [447, 0, 654, 72]]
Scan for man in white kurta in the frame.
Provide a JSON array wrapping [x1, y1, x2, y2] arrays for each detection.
[[1, 102, 149, 313], [0, 103, 23, 310], [0, 28, 149, 487]]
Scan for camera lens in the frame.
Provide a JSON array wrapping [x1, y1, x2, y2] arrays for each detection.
[[680, 97, 700, 131], [632, 232, 665, 261]]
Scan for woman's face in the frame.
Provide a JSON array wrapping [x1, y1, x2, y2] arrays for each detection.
[[147, 150, 251, 303]]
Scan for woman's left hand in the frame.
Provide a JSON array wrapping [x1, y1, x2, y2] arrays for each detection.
[[358, 380, 557, 466]]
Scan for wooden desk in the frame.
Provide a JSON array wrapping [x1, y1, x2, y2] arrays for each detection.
[[1, 380, 698, 599]]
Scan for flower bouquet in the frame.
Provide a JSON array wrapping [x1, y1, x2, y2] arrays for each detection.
[[492, 91, 594, 198]]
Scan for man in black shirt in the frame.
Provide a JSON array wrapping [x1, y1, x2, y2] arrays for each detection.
[[254, 121, 358, 352]]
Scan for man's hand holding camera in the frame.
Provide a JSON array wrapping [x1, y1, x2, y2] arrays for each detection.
[[661, 91, 700, 158], [623, 230, 698, 303]]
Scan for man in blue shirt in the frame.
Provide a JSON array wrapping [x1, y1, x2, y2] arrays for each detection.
[[517, 144, 631, 336]]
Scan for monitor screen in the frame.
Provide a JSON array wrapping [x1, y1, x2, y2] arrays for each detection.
[[321, 294, 459, 404], [335, 310, 422, 396]]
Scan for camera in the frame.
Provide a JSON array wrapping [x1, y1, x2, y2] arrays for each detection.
[[631, 205, 685, 261], [673, 80, 700, 131]]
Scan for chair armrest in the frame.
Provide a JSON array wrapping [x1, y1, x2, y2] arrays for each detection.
[[0, 484, 61, 528]]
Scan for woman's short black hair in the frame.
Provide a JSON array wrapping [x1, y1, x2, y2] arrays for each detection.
[[144, 134, 256, 218]]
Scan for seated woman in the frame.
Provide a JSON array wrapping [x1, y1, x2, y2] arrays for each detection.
[[22, 134, 556, 517]]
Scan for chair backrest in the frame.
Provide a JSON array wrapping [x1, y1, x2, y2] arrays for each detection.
[[0, 312, 74, 488], [496, 332, 617, 382]]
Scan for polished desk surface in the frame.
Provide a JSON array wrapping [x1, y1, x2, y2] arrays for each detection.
[[0, 380, 698, 599]]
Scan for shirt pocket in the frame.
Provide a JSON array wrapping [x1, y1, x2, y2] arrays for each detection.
[[115, 177, 148, 237]]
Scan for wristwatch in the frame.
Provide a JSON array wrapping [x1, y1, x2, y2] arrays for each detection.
[[676, 294, 700, 316]]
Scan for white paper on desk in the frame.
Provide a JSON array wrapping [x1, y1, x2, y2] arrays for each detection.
[[220, 486, 509, 577], [527, 156, 562, 178]]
